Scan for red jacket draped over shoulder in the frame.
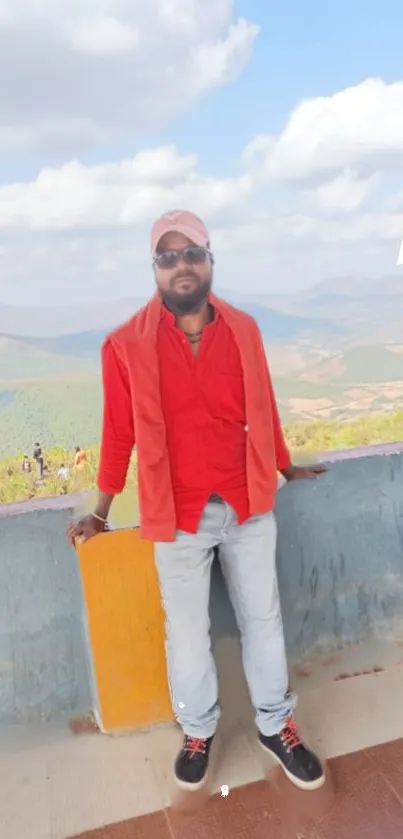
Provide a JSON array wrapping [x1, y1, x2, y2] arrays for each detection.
[[97, 293, 291, 541]]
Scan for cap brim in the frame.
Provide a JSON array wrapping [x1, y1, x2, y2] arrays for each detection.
[[152, 224, 207, 254]]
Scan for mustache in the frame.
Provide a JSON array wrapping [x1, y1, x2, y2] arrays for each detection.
[[170, 269, 199, 283]]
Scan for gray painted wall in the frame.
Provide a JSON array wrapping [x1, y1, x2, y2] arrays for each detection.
[[0, 500, 93, 723], [210, 449, 403, 661], [1, 448, 403, 722]]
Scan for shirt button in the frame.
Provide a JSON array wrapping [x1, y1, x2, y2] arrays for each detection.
[[244, 424, 249, 432]]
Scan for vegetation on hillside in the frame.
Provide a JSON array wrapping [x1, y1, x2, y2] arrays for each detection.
[[285, 409, 403, 452], [1, 410, 403, 505], [3, 367, 403, 459], [0, 376, 102, 457]]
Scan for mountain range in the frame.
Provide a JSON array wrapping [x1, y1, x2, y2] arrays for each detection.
[[1, 273, 403, 456], [0, 283, 344, 380]]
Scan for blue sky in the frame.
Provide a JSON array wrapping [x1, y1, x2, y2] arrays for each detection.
[[9, 0, 403, 175], [152, 0, 403, 172], [0, 0, 403, 304]]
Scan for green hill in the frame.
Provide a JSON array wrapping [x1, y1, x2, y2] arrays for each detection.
[[1, 410, 403, 506], [0, 334, 100, 379], [303, 345, 403, 385], [2, 356, 403, 458], [337, 346, 403, 384], [3, 281, 403, 463], [0, 375, 102, 457]]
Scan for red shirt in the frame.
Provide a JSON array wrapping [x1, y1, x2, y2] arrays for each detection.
[[157, 306, 249, 532], [97, 292, 291, 541]]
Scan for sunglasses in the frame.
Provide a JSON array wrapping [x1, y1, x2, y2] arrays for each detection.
[[153, 245, 211, 270]]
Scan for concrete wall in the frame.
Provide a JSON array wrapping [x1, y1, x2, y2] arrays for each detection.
[[211, 446, 403, 661], [1, 445, 403, 725], [0, 496, 93, 724]]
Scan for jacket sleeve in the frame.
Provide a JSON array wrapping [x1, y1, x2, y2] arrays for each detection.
[[255, 323, 291, 472], [97, 338, 135, 495]]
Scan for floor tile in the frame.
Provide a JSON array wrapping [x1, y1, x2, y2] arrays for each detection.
[[296, 665, 403, 760], [166, 780, 290, 839], [140, 724, 182, 806], [66, 810, 170, 839], [48, 739, 165, 839], [0, 754, 49, 839], [263, 761, 335, 835], [365, 738, 403, 804], [209, 723, 265, 795], [65, 741, 403, 839], [310, 746, 403, 838]]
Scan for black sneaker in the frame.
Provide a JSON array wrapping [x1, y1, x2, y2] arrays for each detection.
[[174, 735, 214, 790], [258, 718, 325, 790]]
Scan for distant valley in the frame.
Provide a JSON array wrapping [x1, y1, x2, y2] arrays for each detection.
[[1, 274, 403, 457]]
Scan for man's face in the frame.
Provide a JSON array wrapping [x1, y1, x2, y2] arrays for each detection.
[[154, 231, 213, 315]]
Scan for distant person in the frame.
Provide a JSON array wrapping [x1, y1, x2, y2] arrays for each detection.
[[57, 464, 69, 494], [33, 442, 44, 480], [22, 456, 32, 474], [67, 210, 328, 793], [73, 446, 87, 469]]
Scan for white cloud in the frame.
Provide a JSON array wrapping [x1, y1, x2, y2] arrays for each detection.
[[388, 188, 403, 212], [191, 17, 257, 88], [2, 207, 400, 306], [0, 0, 259, 154], [6, 76, 403, 231], [310, 171, 379, 212], [0, 71, 403, 303], [213, 212, 403, 250], [240, 77, 403, 217], [0, 146, 253, 230], [71, 17, 140, 56], [261, 78, 403, 183], [241, 78, 403, 223]]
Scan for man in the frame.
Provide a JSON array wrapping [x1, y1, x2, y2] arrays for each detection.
[[68, 210, 327, 793], [57, 463, 69, 495], [74, 446, 87, 469], [33, 442, 44, 480]]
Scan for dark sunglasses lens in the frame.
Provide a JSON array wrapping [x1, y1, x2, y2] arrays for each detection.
[[157, 250, 178, 269], [184, 246, 207, 264]]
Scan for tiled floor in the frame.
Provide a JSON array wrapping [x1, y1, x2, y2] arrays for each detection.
[[3, 635, 403, 838], [69, 739, 403, 839]]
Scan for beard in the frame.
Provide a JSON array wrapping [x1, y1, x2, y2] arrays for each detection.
[[158, 273, 212, 316]]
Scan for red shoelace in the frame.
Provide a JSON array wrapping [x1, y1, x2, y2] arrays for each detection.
[[183, 737, 207, 757], [280, 718, 302, 750]]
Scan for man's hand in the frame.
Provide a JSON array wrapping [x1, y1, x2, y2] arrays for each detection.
[[281, 463, 328, 481], [66, 514, 106, 547]]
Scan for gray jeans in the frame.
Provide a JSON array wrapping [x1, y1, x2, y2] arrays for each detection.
[[154, 500, 296, 738]]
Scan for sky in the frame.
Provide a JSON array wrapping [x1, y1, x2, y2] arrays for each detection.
[[1, 0, 403, 305]]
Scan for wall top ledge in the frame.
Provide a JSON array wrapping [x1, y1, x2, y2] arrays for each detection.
[[0, 490, 89, 518], [318, 440, 403, 463]]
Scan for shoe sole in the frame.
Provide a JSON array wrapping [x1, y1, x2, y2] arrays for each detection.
[[175, 774, 209, 792], [258, 741, 326, 791]]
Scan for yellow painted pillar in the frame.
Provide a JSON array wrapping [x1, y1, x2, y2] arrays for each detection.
[[77, 528, 174, 732]]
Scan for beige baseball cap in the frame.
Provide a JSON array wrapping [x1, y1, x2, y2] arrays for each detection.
[[151, 210, 209, 255]]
